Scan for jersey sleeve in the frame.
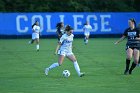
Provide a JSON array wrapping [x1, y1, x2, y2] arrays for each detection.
[[136, 28, 140, 37], [123, 29, 128, 36]]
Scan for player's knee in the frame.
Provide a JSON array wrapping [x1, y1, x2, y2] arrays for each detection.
[[126, 57, 131, 60]]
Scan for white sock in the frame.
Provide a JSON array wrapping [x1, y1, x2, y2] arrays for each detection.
[[48, 63, 59, 70], [28, 41, 31, 44], [73, 61, 80, 76], [36, 44, 39, 50], [86, 40, 88, 43]]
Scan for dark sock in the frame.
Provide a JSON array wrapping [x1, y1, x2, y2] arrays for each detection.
[[138, 57, 140, 64], [129, 62, 137, 74], [125, 59, 130, 71], [84, 37, 86, 42], [31, 40, 34, 44]]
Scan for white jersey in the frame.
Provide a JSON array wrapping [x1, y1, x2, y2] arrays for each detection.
[[59, 33, 74, 54], [83, 24, 92, 35], [32, 25, 40, 39], [33, 25, 40, 33]]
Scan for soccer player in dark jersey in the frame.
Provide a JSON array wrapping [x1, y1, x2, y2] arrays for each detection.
[[115, 18, 140, 75], [138, 23, 140, 66], [56, 22, 65, 40]]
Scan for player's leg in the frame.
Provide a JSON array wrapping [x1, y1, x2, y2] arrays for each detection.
[[36, 38, 39, 51], [67, 54, 84, 77], [29, 39, 34, 44], [129, 49, 139, 74], [86, 34, 89, 44], [45, 54, 65, 76], [138, 52, 140, 66], [124, 48, 133, 75], [84, 34, 86, 43], [29, 33, 35, 44]]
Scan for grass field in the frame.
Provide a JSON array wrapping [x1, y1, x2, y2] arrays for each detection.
[[0, 38, 140, 93]]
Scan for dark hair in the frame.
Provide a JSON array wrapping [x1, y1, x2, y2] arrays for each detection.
[[129, 18, 136, 27], [32, 21, 38, 28], [65, 25, 73, 32], [84, 21, 88, 25], [56, 22, 63, 28]]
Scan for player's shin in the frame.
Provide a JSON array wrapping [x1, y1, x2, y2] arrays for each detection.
[[73, 61, 81, 76], [125, 59, 130, 71], [129, 62, 137, 74], [48, 63, 60, 70]]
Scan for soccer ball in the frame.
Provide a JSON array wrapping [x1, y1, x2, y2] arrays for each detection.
[[62, 70, 70, 78]]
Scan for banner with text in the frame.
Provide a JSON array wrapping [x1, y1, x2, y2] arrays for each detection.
[[0, 12, 140, 35]]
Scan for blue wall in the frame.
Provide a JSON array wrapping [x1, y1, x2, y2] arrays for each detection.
[[0, 12, 140, 35]]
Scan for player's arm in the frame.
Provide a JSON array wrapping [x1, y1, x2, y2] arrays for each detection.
[[135, 29, 140, 40], [54, 35, 65, 55], [135, 35, 140, 40], [32, 26, 36, 33], [90, 25, 92, 31], [114, 35, 126, 44], [55, 42, 61, 55]]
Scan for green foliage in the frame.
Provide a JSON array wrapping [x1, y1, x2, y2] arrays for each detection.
[[0, 0, 140, 12]]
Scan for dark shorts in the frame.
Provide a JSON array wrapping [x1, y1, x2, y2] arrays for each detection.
[[126, 40, 140, 50], [126, 45, 140, 50]]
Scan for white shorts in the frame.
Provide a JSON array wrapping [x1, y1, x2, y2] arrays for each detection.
[[84, 32, 90, 36], [32, 33, 39, 40], [58, 49, 73, 56]]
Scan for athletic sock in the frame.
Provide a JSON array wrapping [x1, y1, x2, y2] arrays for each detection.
[[73, 61, 81, 76], [48, 63, 59, 70], [139, 57, 140, 64], [84, 37, 86, 42], [86, 40, 88, 43], [125, 59, 130, 71], [36, 44, 39, 50], [129, 62, 137, 74]]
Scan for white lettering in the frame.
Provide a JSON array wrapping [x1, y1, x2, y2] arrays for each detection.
[[100, 15, 111, 32], [73, 15, 84, 31], [59, 15, 65, 23], [16, 15, 28, 33], [32, 15, 43, 32], [87, 15, 98, 32]]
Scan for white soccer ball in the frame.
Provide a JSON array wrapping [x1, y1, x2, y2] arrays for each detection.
[[62, 70, 70, 78]]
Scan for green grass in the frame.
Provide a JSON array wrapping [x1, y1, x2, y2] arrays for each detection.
[[0, 38, 140, 93]]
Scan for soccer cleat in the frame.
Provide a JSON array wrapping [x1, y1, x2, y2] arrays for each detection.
[[79, 72, 85, 77], [137, 63, 140, 67], [129, 70, 132, 75], [124, 70, 129, 75], [45, 68, 49, 76]]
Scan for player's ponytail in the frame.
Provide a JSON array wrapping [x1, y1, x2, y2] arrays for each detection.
[[32, 21, 38, 28], [56, 22, 63, 29]]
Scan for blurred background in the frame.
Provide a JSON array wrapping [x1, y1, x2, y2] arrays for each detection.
[[0, 0, 140, 38], [1, 1, 140, 93]]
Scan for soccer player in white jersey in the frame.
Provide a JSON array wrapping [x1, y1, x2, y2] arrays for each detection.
[[29, 21, 40, 51], [83, 21, 92, 45], [45, 25, 84, 77]]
